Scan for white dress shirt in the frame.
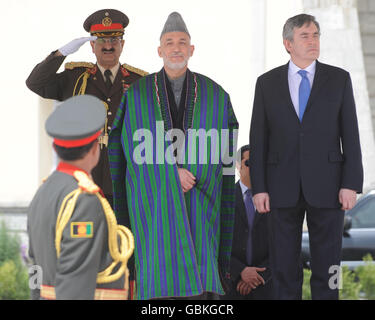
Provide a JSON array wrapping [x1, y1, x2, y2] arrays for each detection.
[[288, 60, 316, 117], [239, 180, 257, 211]]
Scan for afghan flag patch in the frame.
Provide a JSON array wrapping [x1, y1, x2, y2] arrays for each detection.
[[70, 222, 93, 238]]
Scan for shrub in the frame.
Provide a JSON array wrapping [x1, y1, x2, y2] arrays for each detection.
[[0, 221, 20, 264], [0, 260, 29, 300], [302, 266, 362, 300], [303, 254, 375, 300], [356, 254, 375, 300], [0, 221, 30, 300], [302, 269, 312, 300], [339, 266, 362, 300]]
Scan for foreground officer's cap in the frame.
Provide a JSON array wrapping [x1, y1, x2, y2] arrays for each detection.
[[160, 12, 190, 40], [84, 9, 129, 37], [46, 95, 106, 148]]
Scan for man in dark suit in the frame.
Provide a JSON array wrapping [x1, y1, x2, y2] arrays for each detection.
[[250, 14, 363, 300], [224, 145, 272, 300]]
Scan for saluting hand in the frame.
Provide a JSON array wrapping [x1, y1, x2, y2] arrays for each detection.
[[57, 36, 97, 56], [178, 168, 196, 193]]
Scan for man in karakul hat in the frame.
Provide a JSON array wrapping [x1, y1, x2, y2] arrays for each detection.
[[27, 95, 134, 300], [26, 9, 146, 297], [109, 12, 238, 300]]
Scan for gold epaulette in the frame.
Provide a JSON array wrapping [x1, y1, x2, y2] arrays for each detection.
[[122, 63, 148, 77], [65, 62, 95, 70], [73, 171, 100, 194]]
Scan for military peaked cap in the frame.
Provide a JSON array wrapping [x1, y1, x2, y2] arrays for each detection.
[[46, 95, 106, 148], [84, 9, 129, 37]]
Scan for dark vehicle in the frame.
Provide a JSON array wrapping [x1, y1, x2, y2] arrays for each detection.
[[302, 191, 375, 269]]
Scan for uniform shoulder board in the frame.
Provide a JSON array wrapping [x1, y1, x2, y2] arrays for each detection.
[[65, 62, 95, 70], [122, 63, 148, 77], [73, 170, 100, 194], [41, 175, 49, 184]]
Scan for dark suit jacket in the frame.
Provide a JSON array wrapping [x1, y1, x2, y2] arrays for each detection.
[[225, 182, 272, 299], [250, 60, 363, 209]]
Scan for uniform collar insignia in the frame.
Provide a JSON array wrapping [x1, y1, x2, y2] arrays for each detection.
[[88, 66, 98, 75], [121, 65, 130, 77], [57, 162, 89, 176]]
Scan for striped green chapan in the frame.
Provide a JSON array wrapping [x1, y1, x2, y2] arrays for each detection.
[[109, 69, 238, 300]]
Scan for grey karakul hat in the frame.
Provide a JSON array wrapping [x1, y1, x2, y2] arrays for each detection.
[[46, 95, 106, 147], [160, 12, 190, 39]]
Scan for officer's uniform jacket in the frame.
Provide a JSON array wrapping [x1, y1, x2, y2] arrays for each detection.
[[26, 53, 147, 196], [27, 162, 133, 300]]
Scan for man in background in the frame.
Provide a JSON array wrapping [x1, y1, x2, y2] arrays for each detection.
[[224, 145, 272, 300]]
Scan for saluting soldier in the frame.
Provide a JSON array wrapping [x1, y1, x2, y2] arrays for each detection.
[[26, 10, 144, 295], [26, 9, 147, 208], [27, 95, 134, 300]]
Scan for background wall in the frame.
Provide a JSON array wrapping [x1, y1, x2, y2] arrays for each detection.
[[0, 0, 374, 208], [358, 0, 375, 134]]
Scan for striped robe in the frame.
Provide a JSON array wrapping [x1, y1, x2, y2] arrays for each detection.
[[109, 68, 238, 300]]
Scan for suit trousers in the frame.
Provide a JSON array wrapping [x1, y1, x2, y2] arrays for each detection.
[[268, 192, 344, 300]]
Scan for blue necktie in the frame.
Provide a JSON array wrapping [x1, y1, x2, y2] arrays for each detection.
[[244, 189, 255, 265], [298, 70, 310, 122]]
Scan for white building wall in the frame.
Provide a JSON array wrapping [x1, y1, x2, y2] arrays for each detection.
[[0, 0, 374, 208], [358, 0, 375, 145], [0, 0, 256, 206], [303, 0, 375, 192]]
